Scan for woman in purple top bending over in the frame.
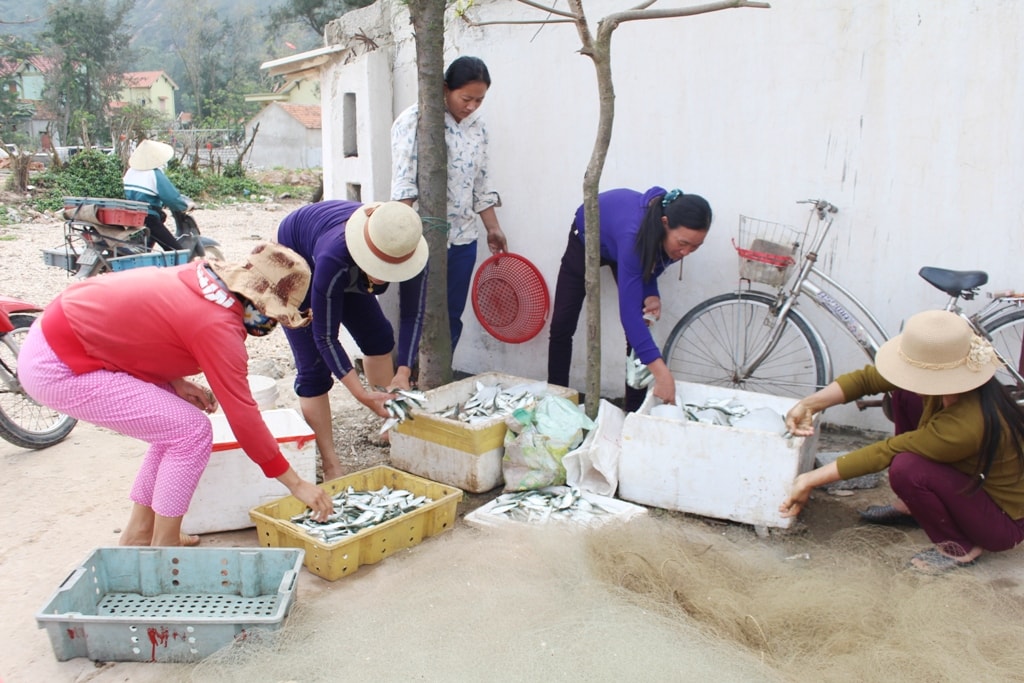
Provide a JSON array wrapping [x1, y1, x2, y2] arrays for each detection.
[[547, 188, 712, 411]]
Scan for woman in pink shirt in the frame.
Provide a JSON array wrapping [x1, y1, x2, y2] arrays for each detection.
[[17, 243, 333, 546]]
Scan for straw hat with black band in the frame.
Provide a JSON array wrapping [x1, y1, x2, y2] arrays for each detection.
[[345, 201, 428, 282], [207, 242, 312, 328], [874, 310, 1001, 396]]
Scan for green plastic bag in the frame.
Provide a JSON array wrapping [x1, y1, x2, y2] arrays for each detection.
[[502, 396, 595, 492]]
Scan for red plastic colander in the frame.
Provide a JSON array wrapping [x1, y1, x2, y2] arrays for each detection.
[[471, 252, 550, 344]]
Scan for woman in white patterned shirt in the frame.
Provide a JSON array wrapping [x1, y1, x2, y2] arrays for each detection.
[[390, 56, 509, 355]]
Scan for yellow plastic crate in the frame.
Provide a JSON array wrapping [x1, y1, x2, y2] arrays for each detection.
[[390, 372, 578, 492], [249, 466, 462, 581]]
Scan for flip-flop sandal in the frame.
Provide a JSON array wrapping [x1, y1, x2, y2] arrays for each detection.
[[908, 547, 976, 574], [180, 533, 201, 547], [858, 504, 919, 527]]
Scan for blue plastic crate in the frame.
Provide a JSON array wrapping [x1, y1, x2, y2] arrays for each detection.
[[36, 547, 304, 662], [108, 249, 191, 271]]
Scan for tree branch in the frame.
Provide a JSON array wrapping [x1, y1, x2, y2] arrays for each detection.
[[605, 0, 769, 30], [510, 0, 579, 19], [465, 18, 577, 26]]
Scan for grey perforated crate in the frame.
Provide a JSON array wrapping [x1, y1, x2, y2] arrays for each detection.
[[36, 546, 304, 662]]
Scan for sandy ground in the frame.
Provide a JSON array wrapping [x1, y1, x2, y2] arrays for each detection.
[[3, 198, 1024, 681]]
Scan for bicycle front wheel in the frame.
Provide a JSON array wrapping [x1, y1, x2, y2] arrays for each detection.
[[662, 291, 829, 398], [980, 308, 1024, 395]]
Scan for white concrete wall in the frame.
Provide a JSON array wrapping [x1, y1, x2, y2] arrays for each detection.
[[327, 0, 1024, 430], [322, 49, 395, 202], [247, 104, 323, 169]]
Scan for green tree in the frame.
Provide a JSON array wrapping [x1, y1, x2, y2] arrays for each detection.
[[169, 0, 265, 126], [41, 0, 136, 145], [0, 35, 38, 143], [270, 0, 377, 38]]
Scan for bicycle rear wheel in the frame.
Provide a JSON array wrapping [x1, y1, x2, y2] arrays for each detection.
[[979, 308, 1024, 397], [662, 291, 829, 398], [0, 314, 78, 449]]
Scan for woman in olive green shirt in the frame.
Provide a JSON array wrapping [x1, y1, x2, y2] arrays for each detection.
[[780, 310, 1024, 574]]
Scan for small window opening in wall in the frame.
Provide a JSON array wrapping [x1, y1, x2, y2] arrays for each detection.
[[343, 93, 358, 157], [346, 183, 361, 202]]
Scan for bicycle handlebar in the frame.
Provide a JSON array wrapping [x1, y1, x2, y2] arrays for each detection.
[[797, 198, 839, 219]]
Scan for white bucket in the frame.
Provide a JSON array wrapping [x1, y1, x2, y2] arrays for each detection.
[[247, 375, 278, 411]]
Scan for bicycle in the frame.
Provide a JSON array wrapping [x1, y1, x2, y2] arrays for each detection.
[[661, 199, 1024, 403]]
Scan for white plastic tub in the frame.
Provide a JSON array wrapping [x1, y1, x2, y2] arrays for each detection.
[[182, 409, 316, 534], [618, 381, 818, 529]]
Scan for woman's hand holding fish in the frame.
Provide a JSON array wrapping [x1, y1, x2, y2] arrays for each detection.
[[278, 468, 332, 522]]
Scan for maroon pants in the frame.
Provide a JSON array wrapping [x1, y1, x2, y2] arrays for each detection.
[[888, 390, 1024, 556]]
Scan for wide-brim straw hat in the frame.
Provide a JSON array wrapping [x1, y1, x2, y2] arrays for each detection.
[[346, 201, 428, 282], [207, 242, 312, 328], [128, 139, 174, 170], [875, 310, 1000, 395]]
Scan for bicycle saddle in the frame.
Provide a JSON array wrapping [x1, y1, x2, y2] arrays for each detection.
[[918, 266, 988, 298]]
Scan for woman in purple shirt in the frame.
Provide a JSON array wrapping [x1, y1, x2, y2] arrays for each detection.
[[277, 200, 428, 480], [547, 187, 712, 410]]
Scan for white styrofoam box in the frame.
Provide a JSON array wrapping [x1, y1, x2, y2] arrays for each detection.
[[464, 486, 647, 530], [182, 409, 317, 535], [618, 381, 819, 529], [390, 372, 578, 493]]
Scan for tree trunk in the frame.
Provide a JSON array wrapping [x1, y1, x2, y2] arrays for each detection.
[[568, 0, 616, 418], [407, 0, 452, 389]]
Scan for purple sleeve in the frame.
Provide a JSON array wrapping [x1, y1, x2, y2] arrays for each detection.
[[309, 249, 354, 378], [615, 232, 661, 365]]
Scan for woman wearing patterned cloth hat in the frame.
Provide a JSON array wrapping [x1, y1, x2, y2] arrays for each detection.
[[17, 243, 334, 547], [275, 200, 428, 482], [780, 310, 1024, 573], [546, 187, 713, 410], [123, 139, 195, 252]]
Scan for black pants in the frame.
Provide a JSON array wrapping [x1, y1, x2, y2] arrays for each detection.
[[546, 225, 647, 412], [144, 211, 181, 251]]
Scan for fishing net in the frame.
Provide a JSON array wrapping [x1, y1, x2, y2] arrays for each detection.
[[190, 517, 1024, 683]]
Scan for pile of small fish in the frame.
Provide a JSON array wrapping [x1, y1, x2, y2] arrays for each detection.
[[681, 398, 750, 426], [680, 399, 788, 434], [290, 486, 432, 542], [433, 382, 540, 424], [380, 389, 428, 434], [484, 486, 613, 525], [625, 350, 654, 389]]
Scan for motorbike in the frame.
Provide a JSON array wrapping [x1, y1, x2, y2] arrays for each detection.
[[43, 197, 223, 280], [0, 296, 78, 449]]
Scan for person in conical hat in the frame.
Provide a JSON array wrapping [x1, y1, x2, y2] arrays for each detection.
[[780, 309, 1024, 573], [123, 139, 195, 251], [275, 200, 428, 481]]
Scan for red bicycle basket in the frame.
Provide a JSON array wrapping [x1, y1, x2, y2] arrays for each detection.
[[471, 253, 550, 344]]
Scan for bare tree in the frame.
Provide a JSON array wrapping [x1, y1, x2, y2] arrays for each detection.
[[405, 0, 454, 389], [465, 0, 769, 416]]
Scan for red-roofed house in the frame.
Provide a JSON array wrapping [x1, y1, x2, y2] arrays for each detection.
[[0, 56, 62, 146], [120, 70, 177, 118], [245, 102, 322, 169]]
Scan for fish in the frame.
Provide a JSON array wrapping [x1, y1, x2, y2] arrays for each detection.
[[434, 382, 541, 424], [483, 486, 613, 525], [290, 486, 434, 541], [380, 389, 428, 433]]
